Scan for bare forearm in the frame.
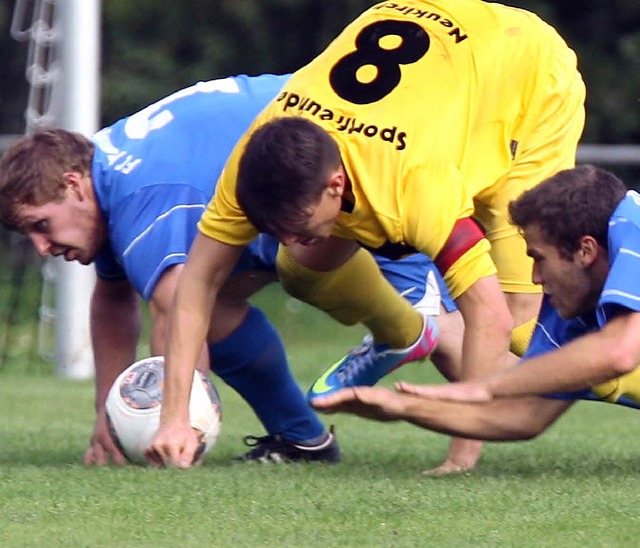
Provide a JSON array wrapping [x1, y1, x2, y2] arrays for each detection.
[[487, 313, 640, 398], [148, 264, 211, 375], [487, 349, 614, 398], [160, 236, 241, 424], [457, 276, 513, 380], [161, 278, 214, 423], [399, 395, 565, 441], [461, 311, 511, 378], [91, 285, 141, 410], [315, 385, 570, 441]]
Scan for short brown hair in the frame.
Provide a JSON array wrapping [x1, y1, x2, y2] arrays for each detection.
[[0, 128, 94, 228], [236, 117, 341, 236], [509, 165, 627, 259]]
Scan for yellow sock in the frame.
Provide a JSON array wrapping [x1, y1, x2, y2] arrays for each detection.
[[510, 316, 537, 357], [592, 367, 640, 403], [276, 246, 422, 348]]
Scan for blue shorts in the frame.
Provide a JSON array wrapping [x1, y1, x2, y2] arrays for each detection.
[[544, 390, 640, 409], [236, 235, 457, 314], [375, 254, 457, 313]]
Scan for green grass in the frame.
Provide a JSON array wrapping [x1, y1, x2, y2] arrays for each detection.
[[2, 285, 640, 546]]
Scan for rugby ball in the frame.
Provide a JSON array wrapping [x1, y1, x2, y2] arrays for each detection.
[[105, 356, 222, 465]]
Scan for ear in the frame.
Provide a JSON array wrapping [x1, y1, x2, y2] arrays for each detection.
[[326, 166, 346, 198], [63, 171, 86, 200], [577, 235, 600, 266]]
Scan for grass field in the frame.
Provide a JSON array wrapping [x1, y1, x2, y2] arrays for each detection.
[[2, 285, 640, 546]]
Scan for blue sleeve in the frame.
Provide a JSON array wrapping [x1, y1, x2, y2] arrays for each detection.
[[599, 214, 640, 320], [522, 295, 597, 360], [524, 296, 596, 401], [108, 185, 207, 300], [524, 295, 640, 408]]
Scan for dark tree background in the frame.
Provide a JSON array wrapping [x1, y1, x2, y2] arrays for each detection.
[[1, 0, 639, 143], [0, 0, 28, 134]]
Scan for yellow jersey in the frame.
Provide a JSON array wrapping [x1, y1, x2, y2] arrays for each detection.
[[200, 0, 582, 298]]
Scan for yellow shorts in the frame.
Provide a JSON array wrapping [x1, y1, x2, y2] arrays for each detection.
[[473, 30, 586, 295]]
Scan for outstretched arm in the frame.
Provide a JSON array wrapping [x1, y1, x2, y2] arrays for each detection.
[[312, 386, 572, 441], [401, 310, 640, 402], [146, 234, 243, 468]]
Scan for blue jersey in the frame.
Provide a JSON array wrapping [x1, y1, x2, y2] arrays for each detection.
[[91, 75, 288, 299], [525, 190, 640, 408], [89, 74, 456, 313]]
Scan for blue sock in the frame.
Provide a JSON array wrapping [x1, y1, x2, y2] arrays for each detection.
[[210, 306, 325, 442]]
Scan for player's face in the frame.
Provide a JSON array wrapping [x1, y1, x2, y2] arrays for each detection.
[[14, 179, 107, 265], [277, 185, 342, 247], [524, 223, 597, 318]]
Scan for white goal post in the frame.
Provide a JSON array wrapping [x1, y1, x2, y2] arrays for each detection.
[[10, 0, 101, 379], [52, 0, 101, 379]]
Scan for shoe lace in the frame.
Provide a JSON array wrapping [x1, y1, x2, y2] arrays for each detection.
[[243, 433, 281, 448], [239, 433, 286, 460], [337, 335, 381, 384]]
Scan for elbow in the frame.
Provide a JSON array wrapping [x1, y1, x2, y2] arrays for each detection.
[[491, 419, 545, 441], [513, 423, 545, 441], [481, 399, 550, 441], [477, 302, 513, 340], [596, 315, 640, 377], [606, 346, 639, 377], [491, 300, 515, 339], [496, 307, 515, 345]]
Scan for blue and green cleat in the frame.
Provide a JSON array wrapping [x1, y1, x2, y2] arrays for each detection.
[[308, 316, 439, 402]]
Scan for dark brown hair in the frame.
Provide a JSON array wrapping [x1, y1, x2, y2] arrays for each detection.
[[509, 165, 627, 259], [236, 117, 341, 236]]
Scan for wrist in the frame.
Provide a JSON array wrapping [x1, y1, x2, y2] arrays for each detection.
[[484, 375, 507, 399]]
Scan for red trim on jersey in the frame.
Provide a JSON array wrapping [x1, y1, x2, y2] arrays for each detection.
[[434, 217, 486, 275]]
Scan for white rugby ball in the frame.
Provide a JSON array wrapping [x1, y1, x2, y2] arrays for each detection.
[[105, 356, 222, 465]]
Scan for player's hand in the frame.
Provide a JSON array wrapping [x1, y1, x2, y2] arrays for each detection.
[[83, 408, 127, 466], [395, 380, 492, 403], [420, 459, 474, 477], [145, 420, 198, 468], [311, 386, 408, 421], [419, 438, 483, 477]]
